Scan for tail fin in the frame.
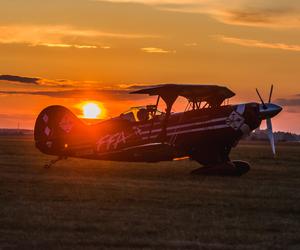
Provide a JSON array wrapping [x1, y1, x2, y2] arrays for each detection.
[[34, 105, 87, 156]]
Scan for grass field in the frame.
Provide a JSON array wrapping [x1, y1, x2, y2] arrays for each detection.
[[0, 136, 300, 249]]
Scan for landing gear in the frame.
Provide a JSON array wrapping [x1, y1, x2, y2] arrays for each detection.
[[232, 160, 250, 176], [190, 160, 250, 176], [190, 144, 250, 176]]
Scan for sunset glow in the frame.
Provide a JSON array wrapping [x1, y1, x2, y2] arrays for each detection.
[[0, 0, 299, 133]]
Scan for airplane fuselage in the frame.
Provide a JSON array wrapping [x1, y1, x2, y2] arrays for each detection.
[[34, 102, 263, 165]]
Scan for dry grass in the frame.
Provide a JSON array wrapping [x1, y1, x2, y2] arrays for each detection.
[[0, 136, 300, 249]]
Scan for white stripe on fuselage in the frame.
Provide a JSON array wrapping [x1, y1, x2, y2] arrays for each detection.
[[142, 123, 230, 140], [137, 117, 228, 136]]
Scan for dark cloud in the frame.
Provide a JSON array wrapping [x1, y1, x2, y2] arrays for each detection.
[[228, 10, 272, 24], [126, 84, 163, 90], [0, 74, 40, 84], [0, 89, 148, 101], [0, 75, 157, 101], [98, 1, 300, 28], [275, 96, 300, 106], [0, 74, 79, 87], [226, 7, 293, 25]]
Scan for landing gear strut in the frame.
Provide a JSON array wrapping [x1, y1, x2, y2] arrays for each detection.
[[44, 156, 66, 168]]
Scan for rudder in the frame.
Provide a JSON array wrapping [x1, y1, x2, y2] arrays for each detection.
[[34, 105, 87, 156]]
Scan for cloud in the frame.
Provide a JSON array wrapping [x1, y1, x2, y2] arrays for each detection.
[[125, 84, 163, 89], [0, 74, 77, 87], [0, 75, 164, 92], [141, 47, 175, 53], [219, 8, 293, 28], [98, 0, 300, 28], [275, 96, 300, 113], [100, 46, 111, 49], [0, 75, 40, 84], [0, 25, 158, 48], [217, 35, 300, 52], [0, 81, 164, 101], [210, 5, 300, 28], [184, 42, 198, 47], [276, 97, 300, 107], [0, 88, 147, 101], [37, 43, 98, 49]]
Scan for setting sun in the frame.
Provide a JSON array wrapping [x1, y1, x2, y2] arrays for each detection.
[[82, 102, 102, 119]]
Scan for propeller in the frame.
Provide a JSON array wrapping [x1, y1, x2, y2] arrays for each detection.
[[256, 84, 276, 156], [256, 88, 267, 109], [266, 117, 276, 155], [268, 84, 273, 103]]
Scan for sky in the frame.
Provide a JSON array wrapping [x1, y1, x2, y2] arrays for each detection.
[[0, 0, 300, 133]]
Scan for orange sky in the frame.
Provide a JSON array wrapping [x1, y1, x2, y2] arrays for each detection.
[[0, 0, 300, 133]]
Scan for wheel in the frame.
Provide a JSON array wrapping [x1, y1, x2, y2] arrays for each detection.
[[190, 161, 250, 176], [232, 160, 251, 176]]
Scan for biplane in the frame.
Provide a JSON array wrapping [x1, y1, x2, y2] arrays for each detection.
[[34, 84, 282, 176]]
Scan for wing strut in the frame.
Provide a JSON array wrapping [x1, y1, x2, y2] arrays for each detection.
[[147, 95, 160, 139], [160, 93, 178, 142]]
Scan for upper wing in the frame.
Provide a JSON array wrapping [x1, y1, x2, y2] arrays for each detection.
[[130, 84, 235, 106]]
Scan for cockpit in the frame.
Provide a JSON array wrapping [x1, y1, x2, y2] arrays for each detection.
[[120, 105, 164, 123]]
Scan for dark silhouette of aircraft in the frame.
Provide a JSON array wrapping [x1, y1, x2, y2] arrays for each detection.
[[34, 84, 282, 176]]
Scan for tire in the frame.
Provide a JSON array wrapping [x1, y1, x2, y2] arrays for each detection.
[[232, 160, 251, 176], [190, 161, 250, 176]]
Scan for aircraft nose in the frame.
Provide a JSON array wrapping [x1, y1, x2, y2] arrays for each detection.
[[259, 103, 283, 119]]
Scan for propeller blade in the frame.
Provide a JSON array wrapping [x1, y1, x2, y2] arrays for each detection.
[[266, 118, 276, 156], [268, 84, 274, 103], [256, 88, 267, 109]]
